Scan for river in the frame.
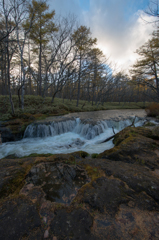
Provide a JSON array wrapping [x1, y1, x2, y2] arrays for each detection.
[[0, 109, 146, 159]]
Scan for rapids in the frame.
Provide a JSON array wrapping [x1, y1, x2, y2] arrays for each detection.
[[0, 116, 145, 159]]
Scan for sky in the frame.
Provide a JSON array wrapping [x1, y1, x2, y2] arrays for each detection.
[[48, 0, 156, 73]]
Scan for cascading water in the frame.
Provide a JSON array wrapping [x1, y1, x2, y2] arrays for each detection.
[[0, 117, 145, 159], [24, 118, 111, 140]]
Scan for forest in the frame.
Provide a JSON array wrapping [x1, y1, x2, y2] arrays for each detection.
[[0, 0, 159, 117]]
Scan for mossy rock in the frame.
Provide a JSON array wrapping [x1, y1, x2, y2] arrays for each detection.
[[71, 151, 89, 159], [99, 134, 159, 169], [0, 159, 33, 199], [27, 153, 53, 158], [144, 122, 156, 127], [113, 126, 159, 146], [84, 164, 103, 181]]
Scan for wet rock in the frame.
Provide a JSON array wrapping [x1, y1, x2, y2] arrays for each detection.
[[0, 118, 32, 143], [25, 162, 89, 204], [50, 208, 96, 240], [81, 177, 132, 216], [66, 138, 85, 148], [0, 197, 42, 240], [0, 126, 16, 142]]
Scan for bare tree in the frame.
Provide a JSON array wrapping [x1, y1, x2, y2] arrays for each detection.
[[41, 15, 78, 102]]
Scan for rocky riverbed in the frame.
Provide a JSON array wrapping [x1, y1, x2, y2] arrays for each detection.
[[0, 120, 159, 239], [0, 109, 146, 143]]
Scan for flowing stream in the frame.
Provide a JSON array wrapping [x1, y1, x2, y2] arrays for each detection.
[[0, 116, 145, 159]]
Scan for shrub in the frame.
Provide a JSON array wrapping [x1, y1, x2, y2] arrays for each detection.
[[145, 103, 159, 117], [38, 106, 60, 114], [24, 95, 43, 106], [80, 151, 89, 158], [91, 153, 99, 158], [24, 107, 37, 115], [14, 108, 23, 118], [0, 113, 12, 121], [57, 103, 69, 111]]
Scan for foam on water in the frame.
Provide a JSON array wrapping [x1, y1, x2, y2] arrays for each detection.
[[0, 117, 145, 159]]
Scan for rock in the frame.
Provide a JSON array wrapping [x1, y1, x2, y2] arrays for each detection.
[[44, 229, 49, 238], [53, 237, 57, 240], [99, 126, 159, 170], [0, 124, 159, 239], [25, 162, 89, 204], [0, 197, 42, 240], [0, 126, 16, 142], [0, 124, 25, 142], [0, 118, 33, 143], [50, 208, 96, 240], [81, 177, 132, 216]]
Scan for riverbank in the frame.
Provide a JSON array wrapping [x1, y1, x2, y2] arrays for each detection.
[[0, 95, 148, 121], [36, 109, 146, 123]]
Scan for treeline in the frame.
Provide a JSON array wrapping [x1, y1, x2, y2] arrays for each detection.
[[0, 0, 158, 115]]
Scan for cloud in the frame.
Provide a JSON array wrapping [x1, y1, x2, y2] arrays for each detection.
[[49, 0, 156, 73], [84, 0, 155, 73]]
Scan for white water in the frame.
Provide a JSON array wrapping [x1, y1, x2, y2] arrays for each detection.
[[0, 117, 145, 159]]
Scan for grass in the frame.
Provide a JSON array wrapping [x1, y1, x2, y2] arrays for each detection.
[[0, 95, 150, 121]]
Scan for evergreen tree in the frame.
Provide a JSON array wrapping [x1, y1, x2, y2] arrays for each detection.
[[24, 0, 58, 95], [72, 26, 97, 106], [130, 27, 159, 100]]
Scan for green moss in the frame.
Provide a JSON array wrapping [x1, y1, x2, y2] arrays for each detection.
[[0, 163, 33, 199], [28, 153, 53, 158], [71, 151, 89, 159], [98, 146, 119, 158], [144, 122, 156, 127], [113, 126, 159, 147], [91, 153, 99, 158], [81, 151, 89, 158], [84, 165, 103, 181]]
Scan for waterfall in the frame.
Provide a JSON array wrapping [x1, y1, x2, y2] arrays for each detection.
[[0, 116, 145, 159], [24, 119, 77, 138], [24, 117, 139, 140]]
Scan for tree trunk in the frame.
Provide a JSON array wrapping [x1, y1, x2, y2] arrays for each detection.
[[39, 29, 42, 96], [6, 36, 15, 115], [76, 54, 81, 107]]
